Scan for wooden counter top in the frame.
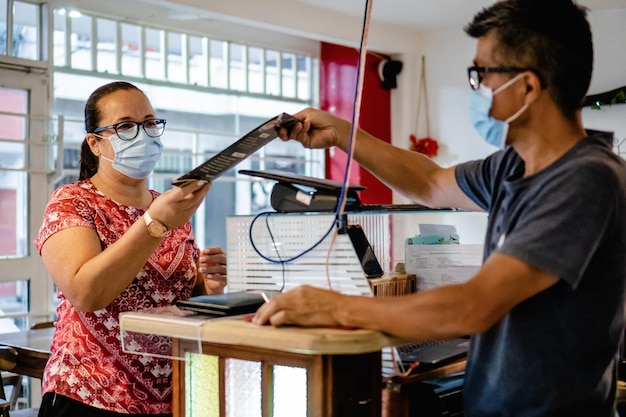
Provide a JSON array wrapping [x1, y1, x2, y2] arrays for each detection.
[[120, 306, 403, 355]]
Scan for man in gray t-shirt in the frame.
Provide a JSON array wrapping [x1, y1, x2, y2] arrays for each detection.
[[456, 135, 626, 416], [254, 1, 626, 416]]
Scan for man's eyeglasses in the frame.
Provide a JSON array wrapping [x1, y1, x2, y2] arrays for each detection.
[[467, 66, 529, 90], [93, 119, 167, 140]]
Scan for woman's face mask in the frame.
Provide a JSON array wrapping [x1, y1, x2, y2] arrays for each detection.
[[468, 73, 529, 149], [96, 129, 163, 179]]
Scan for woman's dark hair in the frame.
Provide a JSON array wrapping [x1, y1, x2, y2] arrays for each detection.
[[464, 0, 592, 120], [79, 81, 144, 180]]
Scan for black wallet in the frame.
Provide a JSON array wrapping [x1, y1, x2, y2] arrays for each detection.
[[176, 290, 278, 316]]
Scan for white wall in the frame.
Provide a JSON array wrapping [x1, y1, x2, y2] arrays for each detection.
[[582, 8, 626, 150]]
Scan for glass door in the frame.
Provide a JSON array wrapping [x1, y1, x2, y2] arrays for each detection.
[[0, 68, 56, 332]]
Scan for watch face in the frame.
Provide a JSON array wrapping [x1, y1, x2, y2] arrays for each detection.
[[148, 220, 167, 237]]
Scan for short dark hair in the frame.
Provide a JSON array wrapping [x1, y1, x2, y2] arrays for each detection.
[[464, 0, 592, 119], [79, 81, 144, 180]]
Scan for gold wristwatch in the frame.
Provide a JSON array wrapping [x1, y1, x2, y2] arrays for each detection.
[[144, 210, 168, 238]]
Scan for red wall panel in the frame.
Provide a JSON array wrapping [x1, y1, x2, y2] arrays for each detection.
[[320, 42, 392, 205]]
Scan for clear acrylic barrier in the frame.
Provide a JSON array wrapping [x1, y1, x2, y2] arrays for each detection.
[[226, 210, 487, 294], [120, 305, 210, 360]]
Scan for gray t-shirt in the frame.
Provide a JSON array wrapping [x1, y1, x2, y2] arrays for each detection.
[[455, 134, 626, 417]]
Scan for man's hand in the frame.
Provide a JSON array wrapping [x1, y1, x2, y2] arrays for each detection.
[[253, 285, 345, 328], [277, 108, 352, 151]]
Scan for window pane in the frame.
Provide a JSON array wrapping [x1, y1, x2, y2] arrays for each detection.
[[155, 131, 193, 174], [167, 32, 186, 83], [145, 27, 164, 80], [209, 40, 228, 89], [297, 55, 312, 101], [0, 280, 29, 332], [186, 353, 219, 417], [282, 53, 296, 98], [0, 87, 27, 141], [53, 9, 66, 66], [273, 365, 307, 417], [97, 18, 117, 74], [229, 43, 246, 91], [0, 142, 25, 168], [0, 171, 27, 257], [248, 47, 264, 94], [121, 23, 141, 77], [0, 86, 28, 258], [225, 359, 261, 417], [13, 1, 39, 60], [0, 0, 6, 55], [189, 36, 207, 87], [70, 13, 92, 70], [265, 50, 280, 96]]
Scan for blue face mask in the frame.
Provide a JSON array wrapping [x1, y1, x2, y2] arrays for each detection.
[[468, 73, 528, 149], [97, 129, 163, 179]]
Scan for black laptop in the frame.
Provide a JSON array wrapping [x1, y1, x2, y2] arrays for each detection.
[[395, 337, 470, 371]]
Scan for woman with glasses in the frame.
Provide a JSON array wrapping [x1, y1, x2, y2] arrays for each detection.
[[35, 81, 227, 417]]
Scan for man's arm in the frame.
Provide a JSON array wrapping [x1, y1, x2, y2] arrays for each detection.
[[280, 108, 481, 211], [349, 128, 480, 210], [253, 253, 558, 341]]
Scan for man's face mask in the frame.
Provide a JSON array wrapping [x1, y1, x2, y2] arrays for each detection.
[[468, 73, 529, 149]]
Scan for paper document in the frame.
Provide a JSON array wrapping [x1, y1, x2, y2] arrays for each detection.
[[405, 244, 483, 291], [172, 113, 298, 187]]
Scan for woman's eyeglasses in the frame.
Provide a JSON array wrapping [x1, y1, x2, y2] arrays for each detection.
[[93, 119, 167, 140]]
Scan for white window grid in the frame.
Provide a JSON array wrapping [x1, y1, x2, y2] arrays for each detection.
[[50, 7, 318, 103]]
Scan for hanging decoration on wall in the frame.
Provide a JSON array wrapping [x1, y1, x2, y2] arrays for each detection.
[[409, 55, 439, 158]]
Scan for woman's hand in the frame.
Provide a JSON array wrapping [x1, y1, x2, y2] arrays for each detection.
[[148, 180, 211, 230], [197, 246, 227, 295]]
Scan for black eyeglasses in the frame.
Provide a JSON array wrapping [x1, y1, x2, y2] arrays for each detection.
[[467, 66, 529, 90], [93, 119, 167, 140]]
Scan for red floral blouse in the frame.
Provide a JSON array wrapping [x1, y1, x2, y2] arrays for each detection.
[[34, 180, 200, 414]]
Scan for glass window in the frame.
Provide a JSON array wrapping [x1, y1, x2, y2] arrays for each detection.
[[0, 280, 29, 332], [50, 8, 318, 101], [189, 36, 208, 87], [229, 43, 246, 91], [167, 32, 186, 83], [97, 18, 118, 74], [0, 87, 28, 258], [70, 13, 93, 70], [225, 360, 261, 417], [248, 47, 264, 94], [12, 1, 40, 60], [209, 39, 228, 89], [282, 53, 296, 98], [273, 365, 307, 417], [53, 9, 67, 67], [265, 49, 280, 96], [0, 0, 6, 55], [297, 55, 312, 101], [145, 27, 164, 80], [121, 23, 141, 77]]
